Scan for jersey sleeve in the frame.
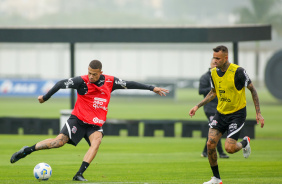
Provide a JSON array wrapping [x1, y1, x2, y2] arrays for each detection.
[[112, 77, 155, 92], [234, 67, 252, 90], [43, 76, 84, 101]]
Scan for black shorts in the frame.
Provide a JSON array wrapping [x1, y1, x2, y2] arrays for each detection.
[[205, 112, 216, 123], [60, 115, 104, 146], [209, 107, 246, 140]]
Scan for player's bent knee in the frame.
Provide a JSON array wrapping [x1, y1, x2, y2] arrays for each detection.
[[225, 145, 236, 154], [207, 141, 217, 149]]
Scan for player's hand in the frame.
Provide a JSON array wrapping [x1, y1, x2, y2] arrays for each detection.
[[189, 106, 199, 118], [153, 87, 169, 96], [38, 95, 45, 103], [256, 113, 264, 128]]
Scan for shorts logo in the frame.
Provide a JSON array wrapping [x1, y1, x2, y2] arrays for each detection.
[[229, 123, 237, 132], [209, 120, 218, 128], [209, 116, 214, 122], [72, 126, 77, 134]]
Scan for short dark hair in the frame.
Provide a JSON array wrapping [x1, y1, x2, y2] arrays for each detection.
[[213, 45, 228, 54], [89, 60, 102, 70]]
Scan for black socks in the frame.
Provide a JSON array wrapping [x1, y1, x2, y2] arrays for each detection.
[[76, 161, 89, 175], [24, 144, 36, 155], [211, 165, 221, 179], [240, 139, 248, 148]]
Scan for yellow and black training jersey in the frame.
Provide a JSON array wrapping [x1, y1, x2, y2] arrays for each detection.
[[210, 63, 251, 114]]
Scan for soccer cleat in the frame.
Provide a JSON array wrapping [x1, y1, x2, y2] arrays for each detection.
[[201, 152, 208, 157], [10, 146, 29, 163], [73, 173, 88, 181], [203, 176, 223, 184], [219, 153, 229, 158], [243, 136, 251, 158]]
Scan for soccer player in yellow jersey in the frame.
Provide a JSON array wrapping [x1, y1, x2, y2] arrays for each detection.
[[189, 45, 264, 184]]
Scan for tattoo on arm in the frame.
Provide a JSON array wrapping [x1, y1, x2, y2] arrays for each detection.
[[247, 83, 261, 114], [197, 89, 217, 108]]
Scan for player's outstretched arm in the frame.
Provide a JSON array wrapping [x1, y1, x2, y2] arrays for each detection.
[[37, 81, 63, 103], [37, 77, 82, 103], [153, 87, 169, 96], [247, 83, 264, 128], [112, 78, 169, 96], [189, 88, 216, 118], [38, 95, 45, 103]]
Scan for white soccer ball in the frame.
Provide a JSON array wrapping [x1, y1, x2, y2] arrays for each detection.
[[33, 162, 52, 181]]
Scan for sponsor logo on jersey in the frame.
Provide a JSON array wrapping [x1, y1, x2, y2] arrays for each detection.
[[218, 81, 222, 88], [219, 90, 225, 96], [219, 90, 231, 102], [93, 97, 108, 111], [93, 117, 105, 125], [220, 97, 231, 102], [106, 78, 112, 83]]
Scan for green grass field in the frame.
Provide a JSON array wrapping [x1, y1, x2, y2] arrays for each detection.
[[1, 88, 282, 183], [1, 135, 282, 184]]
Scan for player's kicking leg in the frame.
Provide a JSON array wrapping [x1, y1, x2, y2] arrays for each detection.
[[10, 134, 69, 163], [10, 146, 29, 163]]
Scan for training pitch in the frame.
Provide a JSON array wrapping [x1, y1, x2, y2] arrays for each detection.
[[1, 135, 282, 184], [1, 88, 282, 183]]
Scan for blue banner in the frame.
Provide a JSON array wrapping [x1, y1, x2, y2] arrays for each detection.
[[0, 79, 175, 98], [0, 79, 71, 97]]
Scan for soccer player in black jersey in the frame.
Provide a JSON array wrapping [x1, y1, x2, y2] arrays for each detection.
[[189, 45, 264, 184], [10, 60, 169, 181]]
